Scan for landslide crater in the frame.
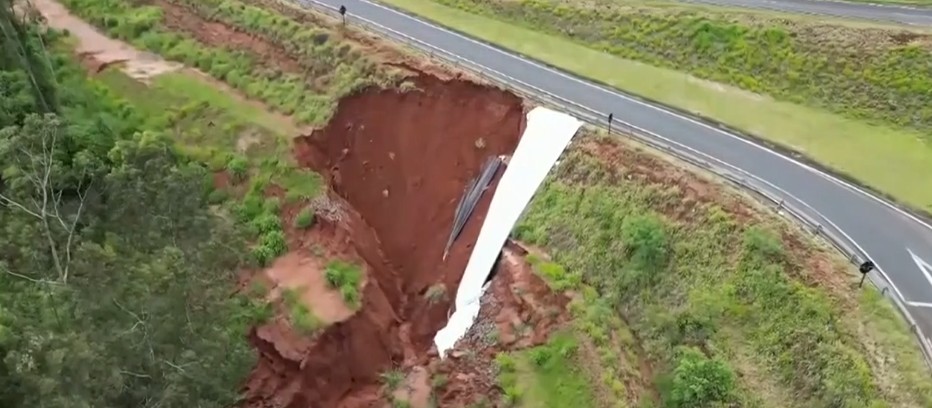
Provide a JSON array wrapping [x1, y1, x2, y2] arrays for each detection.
[[245, 74, 526, 407]]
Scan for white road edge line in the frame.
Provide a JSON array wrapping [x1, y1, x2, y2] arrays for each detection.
[[355, 0, 932, 234], [306, 0, 927, 309], [908, 301, 932, 308], [909, 247, 932, 286]]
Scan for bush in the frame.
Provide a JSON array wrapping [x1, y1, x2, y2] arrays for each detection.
[[206, 188, 230, 204], [620, 214, 669, 271], [324, 260, 362, 307], [226, 155, 248, 181], [495, 353, 517, 373], [282, 288, 319, 334], [235, 193, 265, 223], [666, 347, 735, 408], [252, 230, 287, 266], [294, 207, 315, 229]]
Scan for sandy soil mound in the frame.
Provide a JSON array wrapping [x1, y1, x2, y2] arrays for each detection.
[[244, 75, 526, 407]]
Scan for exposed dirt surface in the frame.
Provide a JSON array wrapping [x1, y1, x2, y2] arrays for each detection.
[[32, 0, 182, 79], [244, 75, 527, 407], [263, 252, 357, 324], [424, 242, 571, 407], [153, 0, 305, 74]]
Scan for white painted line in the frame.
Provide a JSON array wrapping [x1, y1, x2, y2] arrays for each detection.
[[908, 248, 932, 288], [907, 301, 932, 308], [356, 0, 932, 234]]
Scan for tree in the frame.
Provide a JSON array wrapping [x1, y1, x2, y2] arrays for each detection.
[[0, 13, 257, 407], [0, 0, 59, 113], [0, 114, 92, 284]]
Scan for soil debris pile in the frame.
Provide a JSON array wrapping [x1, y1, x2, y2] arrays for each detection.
[[428, 241, 570, 407], [245, 75, 525, 407]]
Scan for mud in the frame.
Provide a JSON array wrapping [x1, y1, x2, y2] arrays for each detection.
[[244, 75, 526, 407]]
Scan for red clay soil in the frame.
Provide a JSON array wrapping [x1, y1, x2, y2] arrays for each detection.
[[243, 75, 525, 408], [153, 0, 305, 74], [426, 241, 571, 407]]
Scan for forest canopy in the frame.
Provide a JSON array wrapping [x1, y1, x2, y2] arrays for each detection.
[[0, 3, 259, 406]]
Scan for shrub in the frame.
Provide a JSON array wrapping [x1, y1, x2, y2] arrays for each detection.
[[263, 196, 281, 214], [380, 369, 405, 390], [281, 287, 319, 333], [207, 188, 230, 204], [235, 193, 265, 223], [226, 155, 249, 181], [666, 347, 735, 408], [324, 260, 362, 306], [495, 354, 517, 373], [621, 214, 669, 271], [294, 207, 315, 229]]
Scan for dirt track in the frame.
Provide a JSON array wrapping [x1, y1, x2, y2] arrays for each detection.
[[33, 0, 182, 78]]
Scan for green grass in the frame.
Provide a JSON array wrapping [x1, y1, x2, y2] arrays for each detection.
[[324, 260, 363, 308], [845, 0, 932, 4], [73, 0, 340, 269], [60, 0, 395, 125], [282, 287, 322, 334], [495, 332, 597, 408], [294, 207, 316, 229], [380, 369, 406, 390], [512, 134, 932, 408], [379, 0, 932, 214], [527, 256, 648, 406], [96, 69, 286, 160]]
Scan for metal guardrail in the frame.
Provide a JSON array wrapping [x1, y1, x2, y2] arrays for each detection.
[[302, 0, 932, 369]]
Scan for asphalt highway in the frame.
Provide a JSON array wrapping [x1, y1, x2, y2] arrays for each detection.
[[681, 0, 932, 26], [303, 0, 932, 344]]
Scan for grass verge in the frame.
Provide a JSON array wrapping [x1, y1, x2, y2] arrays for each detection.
[[495, 332, 596, 408], [378, 0, 932, 214], [60, 0, 397, 125], [510, 132, 932, 407]]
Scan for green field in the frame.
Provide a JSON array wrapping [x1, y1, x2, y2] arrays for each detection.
[[378, 0, 932, 214]]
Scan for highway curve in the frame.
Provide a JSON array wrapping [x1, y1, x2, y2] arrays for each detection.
[[301, 0, 932, 349], [680, 0, 932, 26]]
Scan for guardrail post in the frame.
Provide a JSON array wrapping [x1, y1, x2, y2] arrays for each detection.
[[858, 260, 874, 288]]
